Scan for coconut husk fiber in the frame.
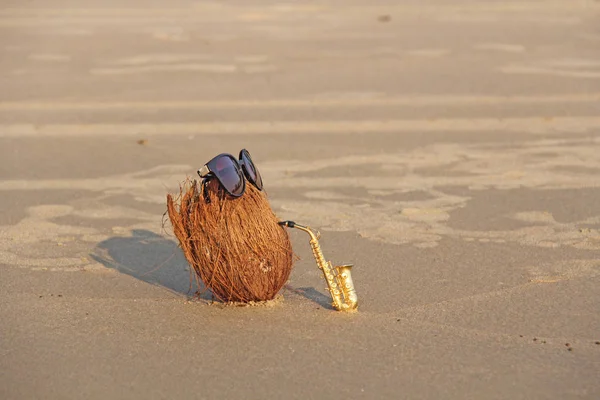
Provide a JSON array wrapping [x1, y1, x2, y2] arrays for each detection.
[[166, 178, 294, 303]]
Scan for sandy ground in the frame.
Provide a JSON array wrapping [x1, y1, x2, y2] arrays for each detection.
[[1, 0, 600, 399]]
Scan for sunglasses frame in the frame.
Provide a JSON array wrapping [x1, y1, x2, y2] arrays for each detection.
[[197, 149, 263, 198]]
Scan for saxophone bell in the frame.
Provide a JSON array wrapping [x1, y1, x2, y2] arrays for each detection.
[[336, 264, 358, 311]]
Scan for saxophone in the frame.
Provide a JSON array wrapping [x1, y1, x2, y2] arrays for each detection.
[[279, 221, 358, 312]]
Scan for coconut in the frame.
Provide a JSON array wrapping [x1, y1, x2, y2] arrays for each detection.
[[166, 178, 294, 303]]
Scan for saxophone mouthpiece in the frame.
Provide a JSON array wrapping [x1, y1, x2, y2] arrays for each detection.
[[278, 220, 296, 228]]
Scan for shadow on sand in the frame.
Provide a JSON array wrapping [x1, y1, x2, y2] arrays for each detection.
[[91, 229, 331, 308], [283, 285, 335, 310], [91, 229, 212, 301]]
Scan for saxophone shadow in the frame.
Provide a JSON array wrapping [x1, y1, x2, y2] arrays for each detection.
[[284, 285, 335, 310]]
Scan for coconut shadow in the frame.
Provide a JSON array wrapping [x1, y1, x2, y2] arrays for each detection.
[[91, 229, 213, 301]]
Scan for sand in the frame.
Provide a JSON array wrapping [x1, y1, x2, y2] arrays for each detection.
[[1, 0, 599, 399]]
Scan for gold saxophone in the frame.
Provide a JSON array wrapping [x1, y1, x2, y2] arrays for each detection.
[[279, 221, 358, 312]]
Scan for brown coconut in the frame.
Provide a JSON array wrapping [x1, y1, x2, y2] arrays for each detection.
[[166, 178, 294, 303]]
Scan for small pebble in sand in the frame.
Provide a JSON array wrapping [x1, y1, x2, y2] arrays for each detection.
[[565, 343, 570, 347], [595, 341, 600, 345], [567, 347, 573, 352]]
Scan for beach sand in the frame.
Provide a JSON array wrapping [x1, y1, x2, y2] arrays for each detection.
[[1, 1, 599, 398]]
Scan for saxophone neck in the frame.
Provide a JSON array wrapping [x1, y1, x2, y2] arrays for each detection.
[[278, 220, 320, 241]]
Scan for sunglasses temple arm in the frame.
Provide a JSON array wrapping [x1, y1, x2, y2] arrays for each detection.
[[197, 165, 210, 178]]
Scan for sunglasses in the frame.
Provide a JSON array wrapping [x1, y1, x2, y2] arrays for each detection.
[[197, 149, 263, 197]]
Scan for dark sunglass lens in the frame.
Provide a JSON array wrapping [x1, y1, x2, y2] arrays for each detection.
[[214, 156, 244, 196], [241, 151, 263, 189]]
